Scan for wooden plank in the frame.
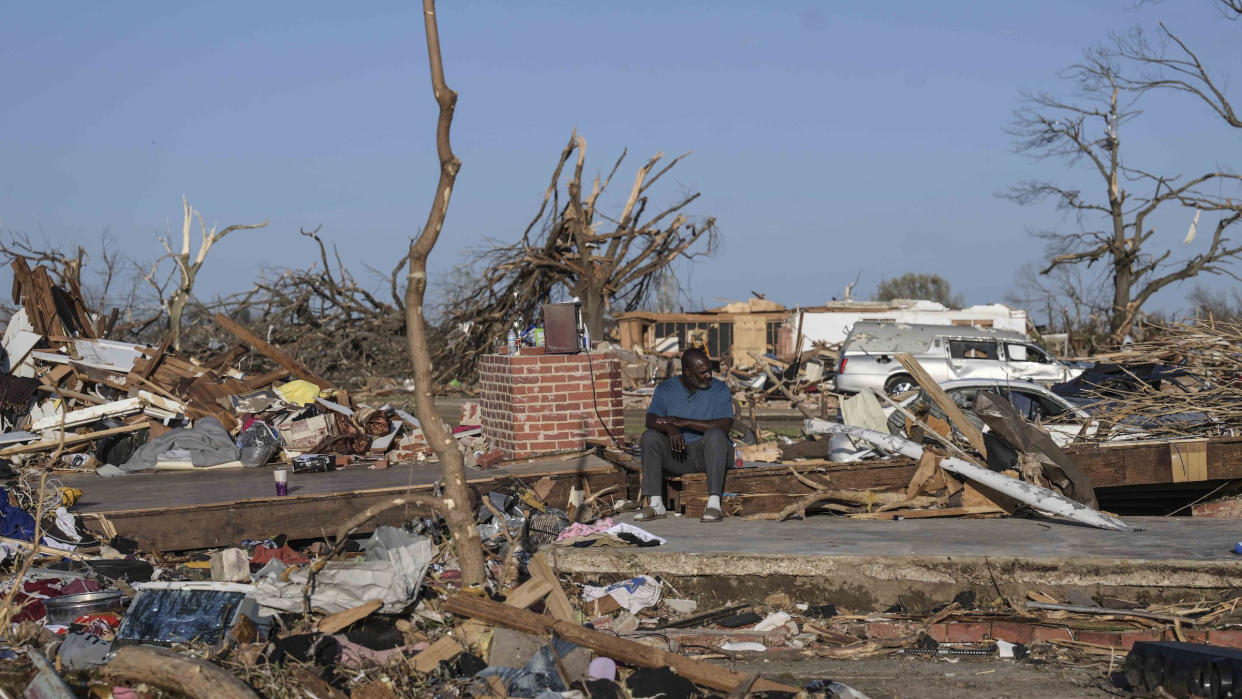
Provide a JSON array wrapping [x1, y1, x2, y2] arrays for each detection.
[[410, 620, 486, 673], [1171, 439, 1209, 483], [29, 397, 143, 432], [0, 422, 148, 455], [529, 552, 576, 623], [241, 368, 291, 391], [504, 577, 554, 610], [673, 436, 1242, 517], [78, 466, 625, 552], [894, 353, 987, 458], [1207, 438, 1242, 480], [317, 599, 383, 634], [212, 313, 329, 387], [849, 505, 1004, 520]]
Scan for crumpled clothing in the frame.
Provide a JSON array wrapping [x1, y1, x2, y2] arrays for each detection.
[[275, 379, 322, 406], [111, 417, 238, 475], [0, 375, 40, 411], [54, 507, 81, 542], [582, 575, 662, 614], [251, 543, 310, 566], [561, 534, 628, 548], [563, 532, 661, 549], [556, 517, 615, 542], [333, 634, 424, 669], [9, 577, 102, 622], [0, 487, 36, 540], [476, 638, 579, 698], [601, 522, 666, 546]]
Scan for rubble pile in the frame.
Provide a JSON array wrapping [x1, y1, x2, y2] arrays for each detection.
[[1053, 321, 1242, 442]]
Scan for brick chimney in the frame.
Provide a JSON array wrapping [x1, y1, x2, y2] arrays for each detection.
[[479, 350, 623, 459]]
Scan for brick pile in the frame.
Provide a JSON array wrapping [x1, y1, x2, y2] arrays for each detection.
[[479, 350, 623, 459]]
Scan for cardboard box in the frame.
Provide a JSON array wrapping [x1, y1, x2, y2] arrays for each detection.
[[276, 414, 334, 452]]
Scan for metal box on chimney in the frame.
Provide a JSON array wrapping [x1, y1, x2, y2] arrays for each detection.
[[542, 303, 582, 355]]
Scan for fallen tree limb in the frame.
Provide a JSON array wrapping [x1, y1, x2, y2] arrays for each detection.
[[444, 592, 800, 694], [103, 645, 258, 699], [1025, 601, 1195, 625]]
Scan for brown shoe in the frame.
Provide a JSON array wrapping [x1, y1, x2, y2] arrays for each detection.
[[612, 499, 642, 514], [700, 507, 724, 523], [634, 506, 667, 522]]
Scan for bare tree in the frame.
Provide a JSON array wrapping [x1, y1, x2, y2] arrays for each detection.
[[432, 133, 717, 382], [1003, 51, 1242, 342], [523, 132, 717, 339], [406, 0, 485, 588], [1107, 1, 1240, 128], [142, 197, 267, 349], [1006, 262, 1113, 354]]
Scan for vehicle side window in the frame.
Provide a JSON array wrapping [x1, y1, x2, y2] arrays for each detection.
[[1008, 390, 1039, 420], [1031, 392, 1068, 418], [949, 340, 998, 360], [1008, 390, 1069, 420], [1007, 343, 1052, 364]]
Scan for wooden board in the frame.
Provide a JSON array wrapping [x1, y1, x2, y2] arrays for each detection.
[[666, 436, 1242, 516], [1170, 439, 1209, 483], [212, 313, 329, 387], [70, 457, 625, 551], [894, 353, 987, 458]]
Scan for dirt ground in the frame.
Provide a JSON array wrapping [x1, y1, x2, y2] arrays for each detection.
[[717, 655, 1120, 698]]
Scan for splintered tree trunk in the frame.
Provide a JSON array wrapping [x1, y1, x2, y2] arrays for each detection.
[[1111, 260, 1133, 340], [168, 289, 189, 350], [406, 0, 485, 587], [578, 283, 607, 344]]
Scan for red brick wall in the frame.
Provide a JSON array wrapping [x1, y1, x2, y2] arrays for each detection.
[[479, 350, 623, 459]]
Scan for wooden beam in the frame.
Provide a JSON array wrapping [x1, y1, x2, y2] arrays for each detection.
[[212, 312, 329, 387], [103, 646, 257, 699], [529, 552, 576, 623], [1, 422, 147, 456], [444, 593, 800, 694], [894, 353, 987, 458], [241, 368, 292, 391], [76, 466, 624, 552]]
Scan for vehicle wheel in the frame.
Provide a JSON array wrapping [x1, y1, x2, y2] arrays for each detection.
[[884, 373, 916, 395]]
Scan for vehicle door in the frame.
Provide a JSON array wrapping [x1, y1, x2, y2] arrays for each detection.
[[1003, 343, 1069, 383], [946, 339, 1005, 380]]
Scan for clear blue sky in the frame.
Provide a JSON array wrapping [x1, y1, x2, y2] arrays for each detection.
[[1, 1, 1238, 319]]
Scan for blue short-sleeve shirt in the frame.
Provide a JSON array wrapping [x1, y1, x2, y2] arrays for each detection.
[[647, 376, 733, 444]]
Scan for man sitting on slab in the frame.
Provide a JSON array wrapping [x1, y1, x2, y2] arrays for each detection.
[[635, 348, 734, 523]]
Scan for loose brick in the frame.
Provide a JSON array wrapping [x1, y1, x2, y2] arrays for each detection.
[[1075, 631, 1124, 648], [945, 622, 990, 643], [989, 622, 1036, 644], [1208, 629, 1242, 648], [1033, 626, 1073, 643]]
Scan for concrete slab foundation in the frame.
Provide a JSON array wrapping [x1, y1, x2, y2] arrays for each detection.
[[545, 516, 1242, 608]]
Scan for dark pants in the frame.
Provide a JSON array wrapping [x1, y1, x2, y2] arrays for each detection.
[[641, 428, 733, 498]]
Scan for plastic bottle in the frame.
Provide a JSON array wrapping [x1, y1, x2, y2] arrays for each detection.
[[506, 329, 518, 354]]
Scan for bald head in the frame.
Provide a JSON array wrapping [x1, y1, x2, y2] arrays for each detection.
[[680, 348, 712, 390], [682, 348, 708, 365]]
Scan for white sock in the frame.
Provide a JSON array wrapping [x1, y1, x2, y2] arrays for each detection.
[[706, 495, 721, 511], [648, 496, 666, 512]]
